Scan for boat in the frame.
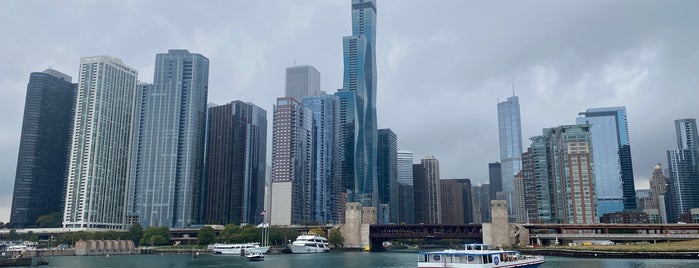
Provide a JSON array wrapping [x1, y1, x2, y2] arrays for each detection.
[[417, 244, 544, 268], [245, 252, 264, 262], [287, 235, 330, 254], [212, 243, 270, 255]]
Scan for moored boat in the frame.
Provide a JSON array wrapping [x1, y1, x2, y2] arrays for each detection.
[[417, 244, 544, 268], [245, 252, 264, 261], [212, 242, 270, 255], [287, 235, 330, 254]]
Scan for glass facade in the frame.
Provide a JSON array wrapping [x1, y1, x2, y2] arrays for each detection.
[[63, 56, 138, 229], [10, 69, 76, 228], [577, 107, 636, 215], [286, 65, 320, 100], [341, 0, 378, 208], [302, 94, 340, 224], [666, 119, 699, 223], [397, 150, 414, 224], [497, 96, 523, 217], [129, 50, 208, 228], [377, 129, 398, 224]]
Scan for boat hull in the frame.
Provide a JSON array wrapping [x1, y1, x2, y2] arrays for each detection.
[[213, 245, 270, 255], [287, 244, 329, 254]]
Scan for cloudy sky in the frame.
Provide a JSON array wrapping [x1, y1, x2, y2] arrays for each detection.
[[1, 0, 698, 223]]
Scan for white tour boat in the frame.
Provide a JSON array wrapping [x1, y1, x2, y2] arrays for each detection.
[[287, 235, 330, 254], [212, 242, 270, 255], [417, 244, 544, 268]]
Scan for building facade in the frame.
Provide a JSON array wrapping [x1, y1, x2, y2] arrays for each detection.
[[488, 162, 501, 204], [128, 50, 208, 228], [10, 69, 76, 228], [270, 97, 313, 225], [440, 180, 465, 224], [497, 96, 523, 219], [377, 129, 398, 223], [63, 56, 138, 229], [649, 164, 666, 211], [285, 65, 320, 100], [666, 119, 699, 223], [203, 101, 267, 225], [397, 150, 415, 224], [420, 156, 441, 224], [577, 107, 636, 215], [471, 184, 490, 223], [302, 94, 340, 224]]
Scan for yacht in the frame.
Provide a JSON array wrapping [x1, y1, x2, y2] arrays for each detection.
[[212, 242, 270, 255], [417, 244, 544, 268], [287, 235, 330, 254]]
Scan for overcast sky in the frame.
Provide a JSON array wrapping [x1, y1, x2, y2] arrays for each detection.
[[1, 0, 698, 223]]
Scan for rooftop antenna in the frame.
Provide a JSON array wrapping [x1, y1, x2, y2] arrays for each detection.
[[511, 76, 515, 96]]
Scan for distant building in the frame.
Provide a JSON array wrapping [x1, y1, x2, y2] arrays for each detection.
[[129, 50, 209, 228], [10, 69, 76, 228], [665, 119, 699, 223], [497, 96, 523, 219], [600, 212, 648, 224], [577, 107, 636, 214], [334, 90, 360, 223], [522, 136, 554, 223], [471, 184, 491, 223], [286, 65, 320, 100], [488, 162, 501, 207], [416, 156, 441, 224], [413, 163, 427, 224], [635, 189, 652, 210], [63, 56, 138, 229], [270, 97, 313, 225], [440, 179, 473, 224], [649, 164, 666, 211], [513, 174, 527, 223], [203, 101, 267, 226], [377, 129, 398, 224], [397, 150, 415, 224]]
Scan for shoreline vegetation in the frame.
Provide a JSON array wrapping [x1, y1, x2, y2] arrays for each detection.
[[518, 240, 699, 259]]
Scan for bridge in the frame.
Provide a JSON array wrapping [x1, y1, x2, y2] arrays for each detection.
[[368, 224, 482, 249]]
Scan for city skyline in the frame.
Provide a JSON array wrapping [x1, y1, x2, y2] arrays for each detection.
[[1, 1, 699, 222]]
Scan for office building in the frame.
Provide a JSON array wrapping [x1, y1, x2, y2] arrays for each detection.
[[10, 69, 76, 228], [497, 96, 523, 219], [128, 50, 208, 228], [488, 162, 501, 204], [577, 107, 636, 214], [203, 101, 267, 225], [414, 156, 441, 224], [286, 65, 320, 100], [440, 179, 473, 224], [649, 164, 666, 210], [377, 129, 398, 223], [63, 56, 138, 229], [471, 184, 491, 223], [397, 150, 415, 224], [665, 119, 699, 223], [270, 97, 313, 225]]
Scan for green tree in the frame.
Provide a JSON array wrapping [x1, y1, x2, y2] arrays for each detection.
[[0, 222, 5, 229], [197, 226, 217, 246], [328, 229, 344, 248], [35, 212, 62, 228], [8, 230, 20, 241], [219, 224, 241, 243], [234, 226, 261, 243], [126, 223, 144, 246], [24, 231, 39, 242], [308, 227, 325, 237], [140, 226, 172, 247], [269, 227, 299, 246]]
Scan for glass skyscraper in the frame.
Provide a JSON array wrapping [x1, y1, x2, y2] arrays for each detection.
[[397, 150, 414, 224], [377, 129, 398, 224], [497, 96, 523, 218], [341, 0, 378, 208], [286, 65, 320, 100], [666, 119, 699, 223], [203, 101, 267, 225], [577, 107, 636, 216], [10, 69, 76, 228], [128, 50, 208, 228], [302, 94, 340, 224], [63, 56, 138, 229]]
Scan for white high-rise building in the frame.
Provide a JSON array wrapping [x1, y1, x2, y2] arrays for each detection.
[[63, 56, 138, 229]]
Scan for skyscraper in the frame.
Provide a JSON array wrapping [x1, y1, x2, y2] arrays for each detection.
[[128, 50, 208, 228], [440, 180, 465, 224], [422, 156, 441, 224], [203, 101, 267, 225], [649, 164, 666, 211], [286, 65, 320, 100], [577, 107, 637, 214], [302, 94, 340, 224], [471, 184, 491, 223], [497, 96, 523, 219], [377, 129, 398, 224], [63, 56, 138, 229], [488, 162, 501, 204], [335, 90, 361, 223], [270, 97, 313, 225], [397, 150, 415, 224], [665, 119, 699, 223], [412, 163, 427, 224], [522, 136, 554, 223], [340, 0, 378, 208], [10, 69, 76, 228]]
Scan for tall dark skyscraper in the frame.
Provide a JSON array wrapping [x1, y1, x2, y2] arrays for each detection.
[[666, 118, 699, 223], [340, 0, 378, 208], [203, 101, 267, 225], [397, 150, 414, 224], [128, 50, 209, 228], [10, 69, 76, 228], [377, 129, 398, 224], [412, 163, 427, 224], [413, 156, 441, 224], [440, 179, 473, 224], [488, 162, 501, 203]]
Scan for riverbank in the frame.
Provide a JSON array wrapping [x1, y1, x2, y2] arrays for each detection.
[[519, 239, 699, 259]]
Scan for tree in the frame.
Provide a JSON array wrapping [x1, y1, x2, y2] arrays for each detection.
[[269, 227, 299, 246], [197, 226, 217, 246], [308, 228, 325, 237], [126, 223, 144, 246], [35, 212, 62, 228], [24, 231, 39, 242], [0, 222, 5, 229], [219, 224, 240, 243], [328, 229, 344, 248], [140, 226, 172, 246], [8, 230, 20, 241]]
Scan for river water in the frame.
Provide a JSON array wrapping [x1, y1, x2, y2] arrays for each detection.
[[38, 251, 698, 267]]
